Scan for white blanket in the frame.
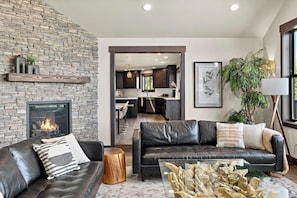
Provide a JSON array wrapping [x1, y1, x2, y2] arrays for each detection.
[[262, 128, 289, 177]]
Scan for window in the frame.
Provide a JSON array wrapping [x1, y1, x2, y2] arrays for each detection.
[[280, 18, 297, 127], [142, 73, 154, 92]]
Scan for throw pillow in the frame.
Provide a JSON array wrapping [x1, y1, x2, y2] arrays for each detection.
[[216, 122, 245, 148], [243, 123, 265, 150], [42, 133, 90, 164], [33, 138, 80, 180]]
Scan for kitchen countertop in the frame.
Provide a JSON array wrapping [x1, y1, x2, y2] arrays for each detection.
[[161, 97, 180, 100], [115, 97, 138, 100], [116, 97, 180, 100]]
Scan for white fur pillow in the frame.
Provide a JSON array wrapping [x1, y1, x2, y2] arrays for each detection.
[[42, 133, 90, 164], [216, 122, 245, 148], [243, 123, 265, 150]]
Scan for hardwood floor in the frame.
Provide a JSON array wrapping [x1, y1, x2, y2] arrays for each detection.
[[287, 165, 297, 183], [115, 113, 165, 145]]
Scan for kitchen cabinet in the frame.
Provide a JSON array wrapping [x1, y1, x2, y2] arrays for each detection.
[[138, 97, 180, 120], [116, 98, 138, 118], [116, 72, 124, 89], [138, 97, 146, 113], [153, 65, 176, 88], [116, 71, 140, 89], [154, 98, 164, 114], [164, 99, 180, 120]]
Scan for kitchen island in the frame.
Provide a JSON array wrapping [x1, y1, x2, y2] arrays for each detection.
[[115, 97, 138, 118], [138, 97, 180, 120]]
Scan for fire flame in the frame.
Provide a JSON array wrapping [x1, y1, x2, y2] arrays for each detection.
[[41, 118, 58, 131]]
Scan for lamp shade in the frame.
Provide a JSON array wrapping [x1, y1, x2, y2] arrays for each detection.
[[127, 71, 132, 79], [261, 78, 289, 95]]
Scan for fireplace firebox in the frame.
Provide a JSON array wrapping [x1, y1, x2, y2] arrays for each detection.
[[26, 101, 72, 138]]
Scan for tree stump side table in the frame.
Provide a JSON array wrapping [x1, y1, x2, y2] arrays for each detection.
[[103, 147, 126, 184]]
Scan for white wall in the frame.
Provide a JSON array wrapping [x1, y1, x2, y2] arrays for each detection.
[[98, 38, 263, 146], [264, 0, 297, 158]]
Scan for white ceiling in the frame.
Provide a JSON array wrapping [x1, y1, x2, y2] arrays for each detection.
[[44, 0, 285, 38], [43, 0, 285, 69], [115, 53, 181, 71]]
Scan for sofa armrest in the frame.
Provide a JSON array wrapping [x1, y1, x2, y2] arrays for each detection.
[[271, 135, 284, 171], [78, 141, 104, 161], [132, 129, 141, 174]]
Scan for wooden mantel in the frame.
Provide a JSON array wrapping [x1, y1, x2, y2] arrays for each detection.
[[5, 73, 91, 84]]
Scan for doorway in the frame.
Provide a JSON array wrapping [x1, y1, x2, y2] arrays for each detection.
[[109, 46, 186, 146]]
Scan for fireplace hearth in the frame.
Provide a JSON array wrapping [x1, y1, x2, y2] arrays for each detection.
[[27, 101, 72, 138]]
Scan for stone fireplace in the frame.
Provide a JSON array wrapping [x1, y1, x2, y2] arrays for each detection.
[[26, 101, 72, 138], [0, 0, 98, 147]]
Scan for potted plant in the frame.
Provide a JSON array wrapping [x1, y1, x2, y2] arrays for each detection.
[[26, 55, 36, 65], [219, 49, 270, 123]]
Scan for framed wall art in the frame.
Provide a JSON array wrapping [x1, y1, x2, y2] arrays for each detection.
[[194, 62, 222, 108]]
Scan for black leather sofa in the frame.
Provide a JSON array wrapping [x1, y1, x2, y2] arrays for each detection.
[[132, 120, 284, 180], [0, 136, 104, 198]]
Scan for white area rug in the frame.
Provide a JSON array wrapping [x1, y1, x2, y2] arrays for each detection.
[[97, 167, 297, 198]]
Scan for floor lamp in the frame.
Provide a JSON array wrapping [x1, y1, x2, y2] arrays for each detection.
[[261, 78, 293, 165]]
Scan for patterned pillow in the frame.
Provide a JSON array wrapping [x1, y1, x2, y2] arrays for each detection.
[[33, 138, 80, 180], [216, 122, 245, 148], [42, 133, 90, 164]]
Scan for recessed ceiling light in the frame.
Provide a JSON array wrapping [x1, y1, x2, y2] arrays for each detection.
[[143, 3, 152, 11], [230, 3, 239, 11], [164, 56, 168, 59]]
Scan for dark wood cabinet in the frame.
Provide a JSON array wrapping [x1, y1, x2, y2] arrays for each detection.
[[153, 68, 167, 88], [116, 71, 139, 89], [153, 65, 176, 88], [167, 65, 177, 87], [116, 72, 124, 89], [123, 71, 139, 88], [138, 97, 146, 113], [154, 98, 164, 114]]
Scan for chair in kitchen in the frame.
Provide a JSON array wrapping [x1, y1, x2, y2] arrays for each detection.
[[117, 101, 129, 122]]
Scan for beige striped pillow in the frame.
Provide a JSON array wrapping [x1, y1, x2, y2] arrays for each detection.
[[216, 122, 245, 148]]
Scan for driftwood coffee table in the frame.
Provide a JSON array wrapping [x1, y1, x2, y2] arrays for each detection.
[[159, 159, 288, 198]]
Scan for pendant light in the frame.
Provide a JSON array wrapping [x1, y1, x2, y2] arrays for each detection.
[[127, 64, 132, 78], [127, 71, 132, 78]]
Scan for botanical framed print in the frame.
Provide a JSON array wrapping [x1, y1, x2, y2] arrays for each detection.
[[194, 62, 222, 108]]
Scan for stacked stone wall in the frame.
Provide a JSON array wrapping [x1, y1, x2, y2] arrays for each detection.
[[0, 0, 98, 146]]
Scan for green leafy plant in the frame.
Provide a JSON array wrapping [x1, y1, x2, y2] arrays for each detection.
[[219, 49, 270, 123], [227, 110, 247, 123], [26, 55, 36, 64]]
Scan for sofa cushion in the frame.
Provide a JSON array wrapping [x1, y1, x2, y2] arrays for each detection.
[[216, 122, 245, 148], [141, 120, 199, 147], [8, 136, 44, 185], [198, 120, 217, 145], [17, 161, 103, 198], [141, 145, 275, 165], [0, 148, 27, 198], [33, 138, 80, 180]]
